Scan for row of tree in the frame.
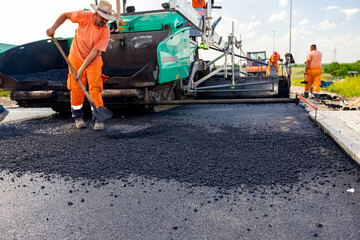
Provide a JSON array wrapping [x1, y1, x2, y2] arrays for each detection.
[[323, 60, 360, 77]]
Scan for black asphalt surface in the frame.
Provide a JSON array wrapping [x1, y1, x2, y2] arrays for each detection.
[[0, 103, 359, 239]]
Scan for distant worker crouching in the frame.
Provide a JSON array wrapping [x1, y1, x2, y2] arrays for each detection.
[[304, 44, 322, 99]]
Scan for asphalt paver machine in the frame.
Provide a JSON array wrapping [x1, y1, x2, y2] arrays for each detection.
[[0, 0, 294, 112]]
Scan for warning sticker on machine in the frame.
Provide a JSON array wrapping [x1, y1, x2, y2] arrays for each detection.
[[161, 57, 179, 63]]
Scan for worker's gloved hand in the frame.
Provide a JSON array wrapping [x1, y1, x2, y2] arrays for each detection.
[[101, 74, 109, 82]]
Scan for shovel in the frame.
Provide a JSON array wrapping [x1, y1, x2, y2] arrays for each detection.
[[301, 75, 308, 84], [51, 37, 113, 122]]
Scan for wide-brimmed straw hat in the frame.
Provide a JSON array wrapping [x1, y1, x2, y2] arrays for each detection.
[[90, 0, 117, 21]]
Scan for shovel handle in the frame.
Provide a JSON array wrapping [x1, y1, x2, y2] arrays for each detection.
[[51, 37, 97, 110]]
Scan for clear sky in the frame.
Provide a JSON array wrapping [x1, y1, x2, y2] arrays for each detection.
[[1, 0, 359, 63]]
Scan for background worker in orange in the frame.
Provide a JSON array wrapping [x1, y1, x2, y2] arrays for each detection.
[[192, 0, 206, 8], [267, 51, 282, 75], [46, 0, 116, 131], [304, 44, 322, 99]]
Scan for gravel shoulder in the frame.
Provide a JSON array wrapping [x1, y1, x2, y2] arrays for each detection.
[[291, 85, 360, 111]]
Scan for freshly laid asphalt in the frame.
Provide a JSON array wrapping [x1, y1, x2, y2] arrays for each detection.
[[0, 103, 359, 239]]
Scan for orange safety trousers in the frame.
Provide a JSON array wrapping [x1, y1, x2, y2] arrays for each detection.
[[67, 53, 104, 108], [305, 70, 322, 93]]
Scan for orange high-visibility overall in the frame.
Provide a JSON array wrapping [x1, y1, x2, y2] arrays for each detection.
[[305, 50, 322, 94], [267, 54, 280, 75], [68, 10, 110, 110]]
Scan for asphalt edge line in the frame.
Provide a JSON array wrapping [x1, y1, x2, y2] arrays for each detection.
[[309, 111, 360, 166], [0, 109, 55, 124], [0, 115, 55, 125]]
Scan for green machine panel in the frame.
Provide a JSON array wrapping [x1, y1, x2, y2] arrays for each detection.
[[118, 11, 185, 34], [157, 27, 191, 84]]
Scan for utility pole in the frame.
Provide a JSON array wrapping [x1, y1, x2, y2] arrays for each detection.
[[273, 31, 275, 52], [332, 46, 337, 63], [116, 0, 121, 30]]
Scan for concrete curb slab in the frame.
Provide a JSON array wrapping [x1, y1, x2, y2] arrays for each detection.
[[309, 111, 360, 165]]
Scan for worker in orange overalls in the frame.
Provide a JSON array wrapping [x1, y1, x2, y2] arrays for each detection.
[[304, 44, 322, 99], [267, 51, 282, 75], [46, 0, 116, 131], [192, 0, 206, 8]]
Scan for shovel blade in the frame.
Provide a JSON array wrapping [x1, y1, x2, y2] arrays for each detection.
[[92, 106, 113, 122]]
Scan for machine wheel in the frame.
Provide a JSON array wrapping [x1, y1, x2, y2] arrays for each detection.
[[278, 77, 290, 98]]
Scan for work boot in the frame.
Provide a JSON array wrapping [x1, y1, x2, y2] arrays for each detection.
[[302, 92, 309, 98], [0, 106, 9, 122], [71, 108, 84, 119], [314, 93, 320, 100], [75, 118, 86, 129], [93, 120, 104, 131]]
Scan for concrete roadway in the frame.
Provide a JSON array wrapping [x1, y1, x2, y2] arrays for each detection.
[[0, 104, 359, 239]]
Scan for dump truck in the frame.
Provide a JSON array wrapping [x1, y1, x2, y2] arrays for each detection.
[[0, 0, 292, 113]]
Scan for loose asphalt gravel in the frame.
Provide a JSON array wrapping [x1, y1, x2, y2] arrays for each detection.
[[10, 69, 68, 82], [0, 103, 359, 239]]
